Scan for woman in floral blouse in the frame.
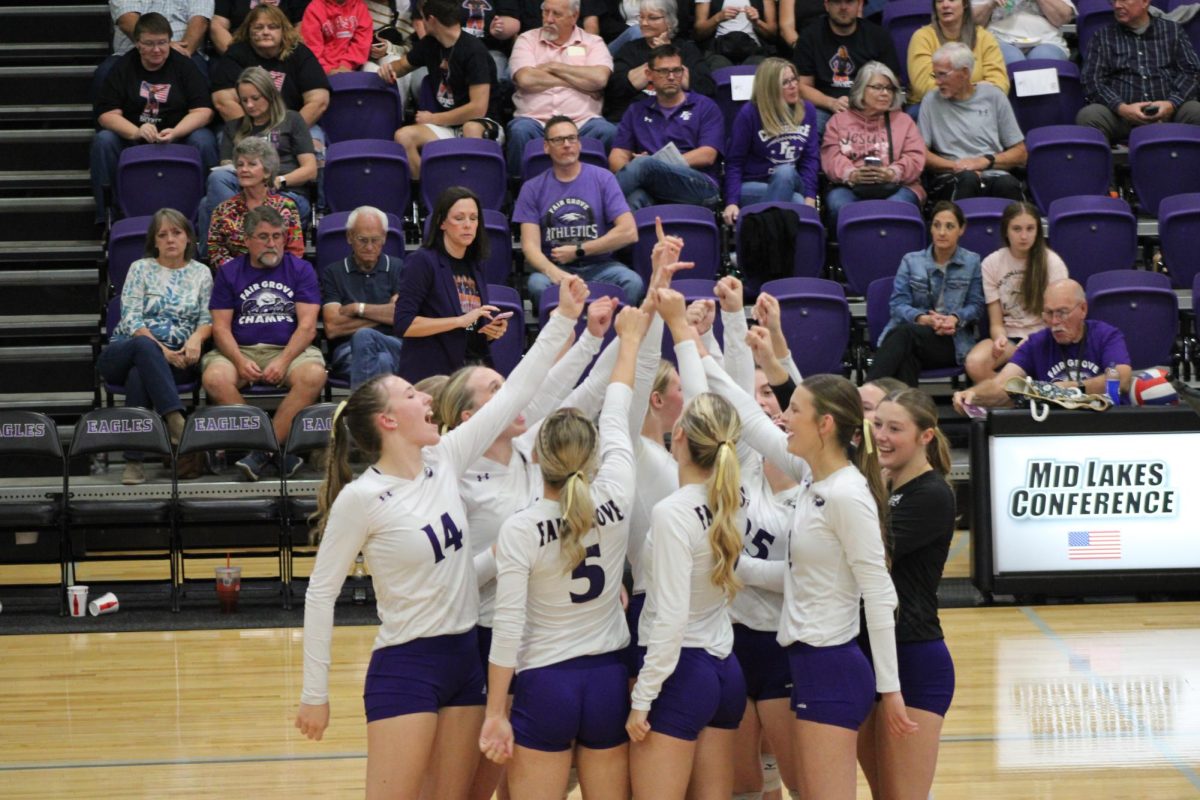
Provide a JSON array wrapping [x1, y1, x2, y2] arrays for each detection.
[[206, 137, 305, 268]]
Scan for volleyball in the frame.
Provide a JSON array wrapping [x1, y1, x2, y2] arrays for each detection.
[[1129, 368, 1179, 406]]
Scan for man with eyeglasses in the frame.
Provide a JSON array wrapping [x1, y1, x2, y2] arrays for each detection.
[[320, 206, 406, 389], [1077, 0, 1200, 143], [919, 41, 1025, 203], [952, 279, 1131, 413], [506, 0, 618, 174], [204, 206, 327, 481], [793, 0, 900, 138], [92, 12, 217, 226], [609, 45, 724, 210], [514, 115, 642, 307]]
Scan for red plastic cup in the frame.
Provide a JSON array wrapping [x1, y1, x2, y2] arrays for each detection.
[[215, 566, 242, 614]]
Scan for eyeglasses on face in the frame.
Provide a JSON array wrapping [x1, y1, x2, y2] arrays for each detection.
[[866, 83, 896, 93], [250, 231, 285, 243], [1041, 303, 1082, 322], [545, 134, 580, 145], [137, 39, 170, 50], [353, 236, 385, 247], [651, 66, 685, 76]]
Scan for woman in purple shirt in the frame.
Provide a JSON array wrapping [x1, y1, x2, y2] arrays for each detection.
[[722, 57, 820, 227]]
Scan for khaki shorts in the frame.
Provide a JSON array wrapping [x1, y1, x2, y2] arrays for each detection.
[[201, 344, 325, 386]]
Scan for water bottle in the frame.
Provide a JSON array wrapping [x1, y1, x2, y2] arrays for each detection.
[[1106, 364, 1121, 406], [352, 553, 367, 604]]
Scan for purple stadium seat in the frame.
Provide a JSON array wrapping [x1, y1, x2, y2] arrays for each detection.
[[419, 138, 508, 212], [956, 197, 1012, 261], [632, 204, 721, 284], [713, 65, 759, 140], [758, 277, 851, 377], [1157, 192, 1200, 289], [883, 0, 929, 87], [1129, 123, 1200, 216], [836, 199, 926, 296], [864, 277, 964, 384], [1075, 0, 1114, 58], [315, 210, 405, 268], [107, 215, 152, 297], [1025, 125, 1112, 213], [321, 72, 405, 144], [487, 284, 526, 377], [1086, 270, 1179, 370], [735, 201, 826, 283], [115, 144, 203, 219], [521, 137, 608, 181], [1047, 196, 1137, 286], [323, 139, 411, 217], [99, 297, 199, 407], [1007, 60, 1084, 133]]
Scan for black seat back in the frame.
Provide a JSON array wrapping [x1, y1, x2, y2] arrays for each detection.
[[70, 407, 170, 458], [178, 405, 278, 456]]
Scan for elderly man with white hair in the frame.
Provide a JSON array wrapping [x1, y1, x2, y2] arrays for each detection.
[[505, 0, 617, 174], [919, 40, 1026, 203], [319, 206, 406, 389]]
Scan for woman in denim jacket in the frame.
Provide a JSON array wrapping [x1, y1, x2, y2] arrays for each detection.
[[866, 200, 984, 386]]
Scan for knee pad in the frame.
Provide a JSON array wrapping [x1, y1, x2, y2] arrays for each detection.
[[761, 751, 781, 793]]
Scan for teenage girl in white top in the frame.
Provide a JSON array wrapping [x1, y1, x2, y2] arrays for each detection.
[[294, 277, 588, 799]]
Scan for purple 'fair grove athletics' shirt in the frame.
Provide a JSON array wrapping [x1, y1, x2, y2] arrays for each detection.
[[513, 163, 631, 267]]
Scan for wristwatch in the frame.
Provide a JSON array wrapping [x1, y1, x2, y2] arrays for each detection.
[[575, 244, 586, 260], [983, 154, 996, 170], [278, 176, 288, 190]]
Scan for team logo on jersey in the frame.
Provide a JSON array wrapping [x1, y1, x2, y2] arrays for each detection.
[[378, 490, 393, 502], [760, 125, 813, 166], [813, 494, 825, 507], [138, 81, 171, 125], [542, 198, 599, 247]]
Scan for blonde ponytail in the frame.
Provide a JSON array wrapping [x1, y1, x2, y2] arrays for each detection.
[[535, 408, 599, 572]]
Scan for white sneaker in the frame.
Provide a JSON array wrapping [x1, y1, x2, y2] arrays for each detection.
[[121, 462, 146, 485]]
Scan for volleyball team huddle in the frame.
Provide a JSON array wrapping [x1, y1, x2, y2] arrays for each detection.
[[293, 226, 956, 800]]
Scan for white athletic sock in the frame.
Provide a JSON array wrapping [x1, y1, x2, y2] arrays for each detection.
[[761, 752, 781, 793]]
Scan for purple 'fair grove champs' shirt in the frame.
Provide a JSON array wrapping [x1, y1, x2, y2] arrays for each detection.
[[1009, 320, 1131, 383], [513, 163, 631, 267], [209, 253, 322, 347]]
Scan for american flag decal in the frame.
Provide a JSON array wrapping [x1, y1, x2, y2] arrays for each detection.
[[1067, 530, 1121, 560], [139, 81, 171, 103]]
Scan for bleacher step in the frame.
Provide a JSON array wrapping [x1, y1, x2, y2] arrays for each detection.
[[0, 195, 96, 242], [0, 169, 91, 193], [0, 42, 107, 66], [0, 65, 96, 106], [0, 314, 97, 337], [0, 5, 109, 46], [0, 129, 93, 173], [0, 104, 92, 126]]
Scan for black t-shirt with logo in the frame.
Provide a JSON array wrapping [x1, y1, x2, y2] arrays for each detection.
[[792, 17, 900, 98], [211, 41, 332, 112], [406, 30, 499, 119], [97, 49, 213, 129], [214, 0, 308, 30]]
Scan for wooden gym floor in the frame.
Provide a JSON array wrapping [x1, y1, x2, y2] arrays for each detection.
[[1, 533, 1198, 799]]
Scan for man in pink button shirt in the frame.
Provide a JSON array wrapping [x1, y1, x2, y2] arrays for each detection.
[[506, 0, 617, 173]]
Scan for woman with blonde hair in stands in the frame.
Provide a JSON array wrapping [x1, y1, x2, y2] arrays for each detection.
[[906, 0, 1008, 108], [627, 287, 747, 800], [295, 276, 587, 799], [964, 200, 1068, 383], [857, 387, 955, 800], [479, 305, 649, 800], [702, 363, 916, 800], [723, 57, 820, 226]]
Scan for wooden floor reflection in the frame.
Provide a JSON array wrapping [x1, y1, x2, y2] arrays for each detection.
[[1, 600, 1198, 799]]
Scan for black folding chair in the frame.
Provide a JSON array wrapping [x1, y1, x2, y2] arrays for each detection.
[[281, 403, 338, 609]]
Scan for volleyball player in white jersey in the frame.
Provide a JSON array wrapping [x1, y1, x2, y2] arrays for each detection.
[[478, 305, 648, 799], [703, 364, 917, 800], [626, 289, 747, 800], [294, 277, 588, 800]]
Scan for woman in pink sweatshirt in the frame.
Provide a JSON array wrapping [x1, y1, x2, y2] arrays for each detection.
[[301, 0, 373, 74], [820, 61, 927, 227]]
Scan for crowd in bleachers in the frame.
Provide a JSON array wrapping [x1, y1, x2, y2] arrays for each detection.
[[87, 0, 1200, 485]]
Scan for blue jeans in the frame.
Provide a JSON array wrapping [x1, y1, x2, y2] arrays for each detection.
[[330, 327, 405, 389], [527, 259, 645, 309], [90, 127, 219, 224], [608, 24, 644, 56], [740, 163, 809, 206], [197, 170, 311, 259], [616, 157, 721, 211], [98, 336, 195, 459], [997, 40, 1070, 64], [506, 116, 617, 176], [823, 185, 920, 227]]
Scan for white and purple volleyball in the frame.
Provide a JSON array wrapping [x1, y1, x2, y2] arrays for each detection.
[[1129, 368, 1179, 406]]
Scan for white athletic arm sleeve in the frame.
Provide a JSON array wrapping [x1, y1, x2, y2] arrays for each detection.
[[594, 383, 637, 509], [720, 308, 754, 396], [625, 314, 665, 437], [489, 516, 538, 669], [700, 325, 723, 367], [301, 489, 369, 705], [736, 554, 787, 593], [780, 352, 802, 385], [474, 547, 498, 588], [521, 330, 604, 427], [674, 339, 709, 403]]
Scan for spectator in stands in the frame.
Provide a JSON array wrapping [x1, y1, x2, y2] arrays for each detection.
[[506, 0, 617, 175], [722, 57, 819, 226], [793, 0, 901, 138], [301, 0, 374, 73], [778, 0, 825, 55], [203, 206, 326, 481], [210, 0, 308, 55], [587, 0, 650, 54], [972, 0, 1074, 64], [1077, 0, 1200, 143], [867, 201, 984, 387], [92, 0, 212, 95], [606, 0, 714, 123], [91, 12, 217, 226], [609, 45, 725, 210], [209, 4, 331, 157], [379, 0, 503, 179], [907, 0, 1009, 109], [360, 0, 417, 76], [694, 0, 778, 69], [952, 278, 1131, 411], [514, 116, 642, 307], [321, 206, 406, 388], [393, 187, 507, 383], [203, 66, 316, 241], [821, 60, 926, 226], [919, 42, 1025, 203], [99, 208, 212, 485], [963, 200, 1068, 382], [206, 137, 306, 267], [452, 0, 521, 79]]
